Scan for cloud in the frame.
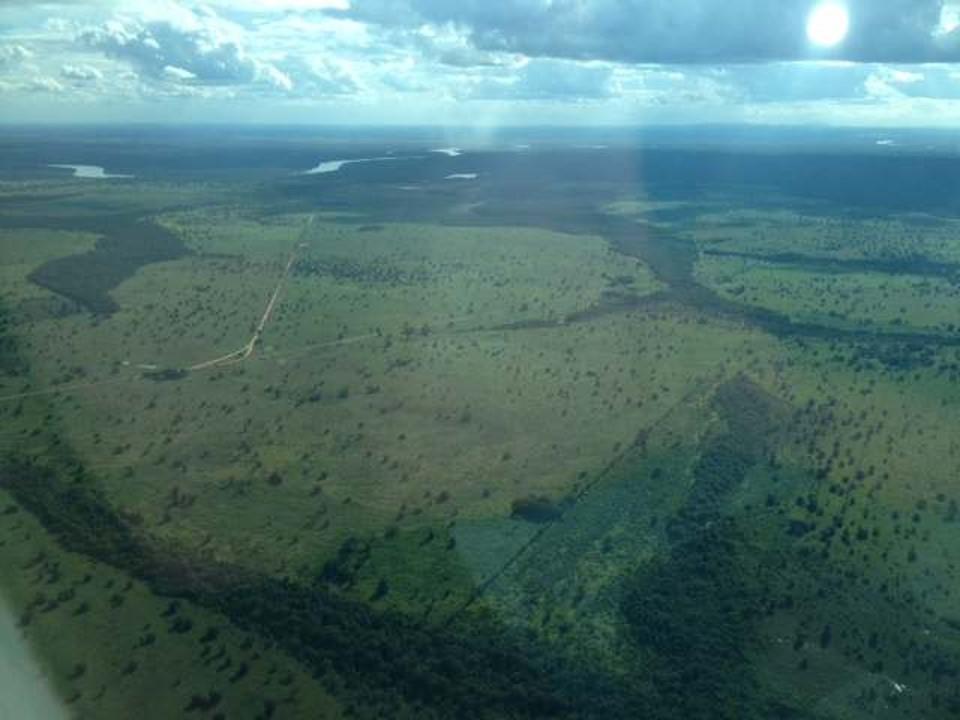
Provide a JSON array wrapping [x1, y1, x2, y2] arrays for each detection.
[[5, 0, 960, 124], [162, 64, 196, 81], [406, 23, 514, 67], [25, 76, 64, 93], [862, 64, 960, 101], [0, 43, 33, 66], [275, 55, 357, 94], [80, 5, 294, 91], [468, 59, 613, 101], [351, 0, 960, 64], [715, 63, 869, 103], [61, 63, 103, 81], [617, 67, 738, 106], [206, 0, 350, 10]]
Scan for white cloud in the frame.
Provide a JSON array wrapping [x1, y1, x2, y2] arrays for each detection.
[[614, 67, 738, 106], [25, 76, 64, 93], [275, 55, 357, 94], [254, 14, 371, 49], [467, 59, 613, 101], [80, 4, 294, 91], [409, 23, 515, 67], [3, 0, 960, 125], [887, 69, 925, 84], [259, 63, 294, 91], [864, 66, 928, 99], [162, 64, 196, 81], [61, 64, 103, 81], [937, 3, 960, 35], [350, 0, 957, 64], [0, 43, 33, 66]]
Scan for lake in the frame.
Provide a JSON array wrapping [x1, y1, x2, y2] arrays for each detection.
[[303, 156, 400, 174], [48, 164, 133, 179]]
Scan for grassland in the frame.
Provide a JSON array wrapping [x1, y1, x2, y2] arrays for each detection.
[[3, 143, 960, 718]]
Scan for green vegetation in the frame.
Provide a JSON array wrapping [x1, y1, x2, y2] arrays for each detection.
[[3, 148, 960, 718], [0, 451, 615, 719], [0, 300, 23, 376], [623, 520, 768, 719], [27, 219, 188, 314]]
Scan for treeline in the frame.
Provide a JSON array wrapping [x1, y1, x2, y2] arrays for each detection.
[[294, 256, 429, 286], [0, 452, 634, 719]]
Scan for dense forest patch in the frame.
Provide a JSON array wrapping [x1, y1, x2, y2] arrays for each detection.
[[621, 377, 798, 718], [0, 301, 24, 376], [27, 219, 188, 314]]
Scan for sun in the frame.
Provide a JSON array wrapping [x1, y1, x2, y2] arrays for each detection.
[[806, 2, 850, 47]]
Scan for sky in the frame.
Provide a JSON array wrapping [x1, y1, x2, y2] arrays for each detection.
[[3, 0, 960, 126]]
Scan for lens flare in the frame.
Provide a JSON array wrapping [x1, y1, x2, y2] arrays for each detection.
[[807, 2, 850, 47]]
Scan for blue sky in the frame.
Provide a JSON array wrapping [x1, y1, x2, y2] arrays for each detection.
[[3, 0, 960, 126]]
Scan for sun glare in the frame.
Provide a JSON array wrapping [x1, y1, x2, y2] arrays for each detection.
[[806, 2, 850, 48]]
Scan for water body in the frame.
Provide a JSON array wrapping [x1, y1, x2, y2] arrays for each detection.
[[445, 173, 478, 180], [431, 147, 462, 157], [303, 156, 400, 174], [0, 596, 67, 720], [48, 164, 133, 179]]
